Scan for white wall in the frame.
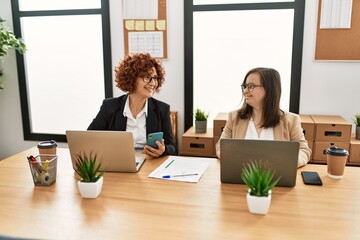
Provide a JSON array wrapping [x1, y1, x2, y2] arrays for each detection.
[[109, 0, 184, 148], [300, 1, 360, 124], [0, 0, 359, 159]]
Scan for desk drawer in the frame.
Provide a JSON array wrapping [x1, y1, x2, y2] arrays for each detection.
[[313, 141, 350, 161], [182, 137, 214, 156]]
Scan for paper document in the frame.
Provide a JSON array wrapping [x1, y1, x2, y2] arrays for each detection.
[[128, 31, 164, 58], [148, 156, 211, 183]]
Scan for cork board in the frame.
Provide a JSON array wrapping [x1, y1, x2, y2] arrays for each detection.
[[123, 0, 168, 59], [315, 0, 360, 61]]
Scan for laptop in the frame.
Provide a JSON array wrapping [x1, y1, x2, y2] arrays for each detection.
[[66, 130, 146, 172], [220, 139, 299, 187]]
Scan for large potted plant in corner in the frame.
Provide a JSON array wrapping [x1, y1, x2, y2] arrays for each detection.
[[353, 113, 360, 140], [241, 160, 280, 215], [194, 108, 209, 133], [0, 17, 26, 90], [74, 151, 106, 199]]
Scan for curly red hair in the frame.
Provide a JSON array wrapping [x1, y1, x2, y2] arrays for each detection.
[[115, 53, 165, 93]]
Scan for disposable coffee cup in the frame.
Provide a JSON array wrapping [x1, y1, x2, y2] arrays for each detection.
[[38, 140, 57, 155], [325, 146, 348, 179]]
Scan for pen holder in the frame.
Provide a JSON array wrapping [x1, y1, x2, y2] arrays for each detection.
[[28, 154, 57, 186]]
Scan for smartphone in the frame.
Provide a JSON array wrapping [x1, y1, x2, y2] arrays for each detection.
[[147, 132, 163, 149], [301, 171, 323, 186]]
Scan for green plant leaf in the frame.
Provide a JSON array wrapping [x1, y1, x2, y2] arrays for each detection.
[[240, 159, 281, 197], [193, 108, 209, 121], [74, 151, 106, 182], [0, 18, 27, 58]]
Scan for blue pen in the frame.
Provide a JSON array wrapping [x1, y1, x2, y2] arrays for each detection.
[[162, 173, 199, 178]]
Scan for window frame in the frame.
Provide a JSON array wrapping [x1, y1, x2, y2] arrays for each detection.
[[11, 0, 113, 142], [184, 0, 305, 130]]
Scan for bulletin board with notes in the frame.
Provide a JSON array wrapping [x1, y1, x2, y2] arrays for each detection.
[[315, 0, 360, 61], [122, 0, 168, 59]]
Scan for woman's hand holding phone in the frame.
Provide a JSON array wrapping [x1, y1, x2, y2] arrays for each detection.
[[144, 132, 165, 158], [146, 132, 163, 148]]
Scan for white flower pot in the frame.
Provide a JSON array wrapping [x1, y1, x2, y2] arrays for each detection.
[[77, 176, 103, 199], [246, 189, 272, 215]]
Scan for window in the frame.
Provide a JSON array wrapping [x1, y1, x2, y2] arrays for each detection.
[[11, 0, 112, 142], [184, 1, 305, 129]]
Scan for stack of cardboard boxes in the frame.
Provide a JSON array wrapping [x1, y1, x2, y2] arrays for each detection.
[[301, 115, 359, 166], [181, 127, 216, 157], [181, 112, 360, 165], [181, 112, 227, 157], [308, 115, 351, 163]]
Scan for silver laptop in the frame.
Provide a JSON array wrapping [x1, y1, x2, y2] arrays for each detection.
[[66, 130, 146, 172], [220, 139, 299, 187]]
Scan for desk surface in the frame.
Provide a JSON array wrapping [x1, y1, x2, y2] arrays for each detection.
[[0, 147, 359, 239]]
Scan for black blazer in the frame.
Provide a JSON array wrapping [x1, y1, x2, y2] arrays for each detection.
[[88, 95, 176, 155]]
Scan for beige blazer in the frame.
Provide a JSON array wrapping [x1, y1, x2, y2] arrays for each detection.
[[215, 110, 311, 167]]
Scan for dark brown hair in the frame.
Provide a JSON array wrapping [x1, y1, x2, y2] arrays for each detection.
[[115, 53, 165, 93], [237, 67, 283, 128]]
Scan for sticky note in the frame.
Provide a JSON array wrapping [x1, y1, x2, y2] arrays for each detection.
[[145, 20, 155, 31], [135, 20, 145, 31], [125, 20, 135, 30], [156, 20, 166, 31]]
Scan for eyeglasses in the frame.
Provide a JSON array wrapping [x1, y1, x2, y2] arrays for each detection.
[[241, 83, 262, 92], [142, 76, 163, 83]]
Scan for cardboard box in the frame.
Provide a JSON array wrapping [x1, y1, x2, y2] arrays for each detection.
[[313, 141, 350, 162], [311, 115, 351, 142], [213, 112, 228, 137], [349, 137, 360, 163], [182, 127, 215, 157], [299, 115, 315, 141]]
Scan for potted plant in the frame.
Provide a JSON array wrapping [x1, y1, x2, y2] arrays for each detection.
[[353, 113, 360, 140], [241, 160, 280, 215], [194, 108, 209, 133], [0, 17, 26, 90], [74, 151, 105, 199]]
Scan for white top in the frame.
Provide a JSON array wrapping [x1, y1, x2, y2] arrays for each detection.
[[123, 97, 148, 151], [245, 118, 274, 140]]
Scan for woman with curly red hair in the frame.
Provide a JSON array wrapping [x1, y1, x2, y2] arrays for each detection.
[[88, 53, 175, 157]]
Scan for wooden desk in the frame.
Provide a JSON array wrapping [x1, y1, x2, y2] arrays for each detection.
[[0, 148, 359, 239]]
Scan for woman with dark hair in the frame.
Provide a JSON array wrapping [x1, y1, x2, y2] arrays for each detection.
[[215, 67, 311, 167], [88, 53, 175, 157]]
